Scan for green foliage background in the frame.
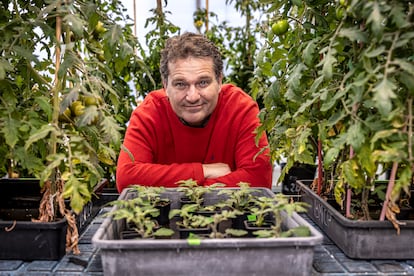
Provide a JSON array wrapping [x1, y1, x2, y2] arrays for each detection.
[[255, 0, 414, 210], [0, 0, 145, 213]]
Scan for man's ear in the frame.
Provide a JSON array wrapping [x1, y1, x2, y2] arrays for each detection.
[[218, 73, 223, 84], [217, 74, 223, 91]]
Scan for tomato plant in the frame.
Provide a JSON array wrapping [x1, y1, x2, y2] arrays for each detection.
[[0, 0, 150, 253], [256, 0, 414, 228]]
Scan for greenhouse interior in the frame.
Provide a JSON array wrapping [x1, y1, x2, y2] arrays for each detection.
[[0, 0, 413, 275]]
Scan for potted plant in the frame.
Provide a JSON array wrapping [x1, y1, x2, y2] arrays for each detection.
[[130, 185, 172, 226], [170, 201, 247, 239], [247, 194, 310, 238], [105, 186, 174, 239], [217, 182, 259, 229], [256, 0, 414, 259], [93, 183, 323, 275], [169, 203, 212, 238], [176, 179, 225, 206], [0, 0, 146, 259]]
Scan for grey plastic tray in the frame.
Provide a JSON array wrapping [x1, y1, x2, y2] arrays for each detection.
[[92, 187, 323, 276], [298, 181, 414, 259]]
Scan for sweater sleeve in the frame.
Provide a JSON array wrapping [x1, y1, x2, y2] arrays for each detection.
[[116, 95, 205, 192]]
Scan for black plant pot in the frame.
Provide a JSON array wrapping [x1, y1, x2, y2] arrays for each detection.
[[231, 212, 250, 230], [120, 230, 141, 240], [243, 220, 274, 237], [179, 196, 201, 207], [281, 163, 316, 195], [0, 178, 110, 260], [155, 199, 171, 226], [0, 178, 67, 260], [120, 225, 172, 240], [177, 226, 211, 239]]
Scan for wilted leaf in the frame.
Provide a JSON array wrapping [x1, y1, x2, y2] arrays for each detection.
[[341, 159, 366, 190], [334, 179, 345, 208], [371, 129, 399, 144], [357, 143, 376, 177]]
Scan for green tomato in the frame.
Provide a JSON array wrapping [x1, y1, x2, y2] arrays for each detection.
[[58, 108, 72, 123], [70, 101, 85, 116], [84, 96, 98, 106], [271, 20, 289, 36], [336, 7, 345, 20], [94, 21, 106, 34]]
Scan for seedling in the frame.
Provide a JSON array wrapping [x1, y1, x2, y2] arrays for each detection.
[[218, 182, 258, 212], [250, 194, 310, 238], [170, 202, 247, 238], [106, 186, 174, 238], [176, 179, 224, 206], [170, 203, 210, 229]]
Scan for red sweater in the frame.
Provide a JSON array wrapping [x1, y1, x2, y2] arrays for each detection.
[[116, 84, 272, 192]]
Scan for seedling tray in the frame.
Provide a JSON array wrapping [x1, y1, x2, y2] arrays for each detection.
[[92, 187, 323, 276]]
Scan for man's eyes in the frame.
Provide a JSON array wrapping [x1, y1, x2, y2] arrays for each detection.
[[198, 80, 210, 88], [173, 80, 211, 89], [174, 82, 187, 89]]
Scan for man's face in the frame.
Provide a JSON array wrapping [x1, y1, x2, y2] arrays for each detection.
[[164, 57, 222, 127]]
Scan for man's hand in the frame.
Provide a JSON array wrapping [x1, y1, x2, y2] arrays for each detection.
[[202, 163, 231, 179]]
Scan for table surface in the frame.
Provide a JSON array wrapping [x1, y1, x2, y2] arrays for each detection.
[[1, 201, 413, 275]]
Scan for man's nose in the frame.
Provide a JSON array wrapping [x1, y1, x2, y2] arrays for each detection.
[[185, 85, 201, 102]]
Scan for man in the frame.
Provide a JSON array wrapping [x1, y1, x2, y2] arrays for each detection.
[[116, 32, 272, 192]]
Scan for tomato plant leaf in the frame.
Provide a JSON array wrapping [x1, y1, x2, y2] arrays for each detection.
[[366, 1, 383, 37], [25, 124, 57, 150], [0, 58, 13, 80], [345, 122, 365, 151], [338, 27, 367, 43], [364, 45, 385, 58], [357, 143, 376, 177], [64, 14, 84, 37], [372, 78, 397, 115], [302, 40, 316, 66]]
